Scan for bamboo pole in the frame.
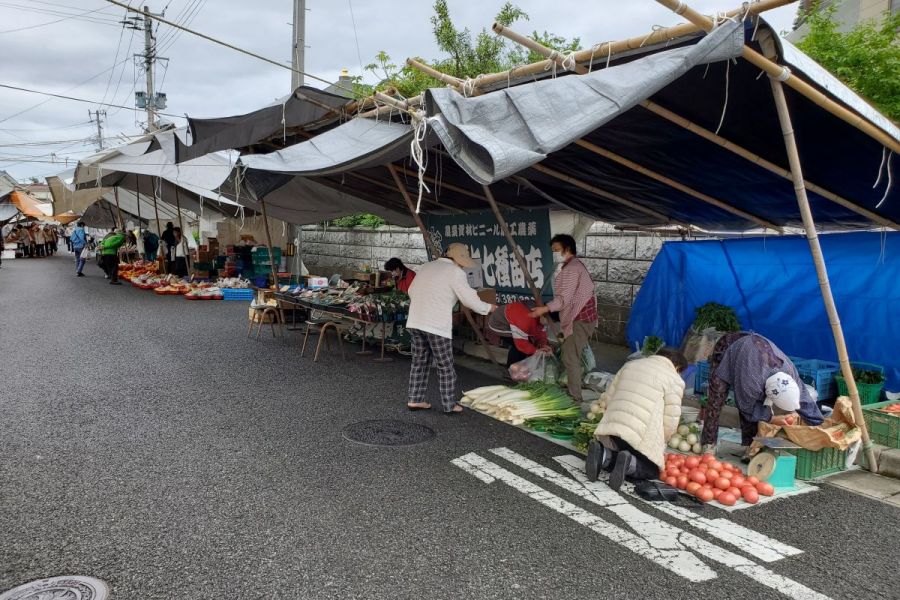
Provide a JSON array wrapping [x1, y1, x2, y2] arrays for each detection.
[[343, 171, 463, 213], [639, 100, 900, 230], [770, 79, 878, 472], [574, 139, 783, 232], [151, 181, 165, 274], [653, 0, 900, 155], [479, 0, 795, 89], [405, 58, 483, 95], [112, 186, 123, 230], [358, 95, 423, 119], [374, 91, 416, 114], [387, 163, 506, 373], [482, 184, 544, 306], [530, 163, 688, 226], [135, 177, 142, 241], [258, 198, 280, 288]]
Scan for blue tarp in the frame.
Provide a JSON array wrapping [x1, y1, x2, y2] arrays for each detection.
[[627, 232, 899, 389]]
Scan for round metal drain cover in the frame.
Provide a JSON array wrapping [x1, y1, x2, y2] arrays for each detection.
[[343, 419, 435, 447], [0, 576, 109, 600]]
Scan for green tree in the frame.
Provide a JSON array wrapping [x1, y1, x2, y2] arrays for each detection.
[[796, 3, 900, 121]]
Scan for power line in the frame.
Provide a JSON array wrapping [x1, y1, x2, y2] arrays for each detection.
[[102, 0, 355, 95], [0, 83, 184, 119], [0, 1, 122, 27], [0, 3, 115, 33], [347, 0, 365, 78]]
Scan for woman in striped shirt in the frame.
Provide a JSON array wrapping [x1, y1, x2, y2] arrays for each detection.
[[530, 234, 597, 402]]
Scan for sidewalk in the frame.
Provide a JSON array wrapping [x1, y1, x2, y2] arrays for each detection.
[[826, 468, 900, 507]]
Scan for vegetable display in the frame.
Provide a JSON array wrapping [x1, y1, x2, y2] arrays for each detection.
[[460, 383, 581, 427], [851, 367, 885, 385], [666, 422, 703, 454], [662, 453, 774, 506], [692, 302, 741, 332], [641, 336, 665, 356]]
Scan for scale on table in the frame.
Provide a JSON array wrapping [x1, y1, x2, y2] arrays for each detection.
[[748, 437, 799, 490]]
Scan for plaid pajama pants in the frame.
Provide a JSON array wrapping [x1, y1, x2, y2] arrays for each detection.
[[408, 329, 457, 412]]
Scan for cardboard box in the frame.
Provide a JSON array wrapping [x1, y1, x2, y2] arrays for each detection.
[[477, 287, 497, 305]]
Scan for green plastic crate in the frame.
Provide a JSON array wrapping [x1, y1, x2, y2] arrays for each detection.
[[786, 446, 847, 480], [835, 362, 885, 405], [862, 400, 900, 449]]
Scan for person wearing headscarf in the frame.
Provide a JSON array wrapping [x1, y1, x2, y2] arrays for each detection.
[[701, 332, 824, 456]]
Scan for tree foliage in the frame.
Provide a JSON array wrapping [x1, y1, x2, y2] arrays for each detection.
[[796, 3, 900, 122]]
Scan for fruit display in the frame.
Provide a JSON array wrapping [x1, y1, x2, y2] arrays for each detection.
[[667, 422, 703, 454], [662, 453, 774, 506]]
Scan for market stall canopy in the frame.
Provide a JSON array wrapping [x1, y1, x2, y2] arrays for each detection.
[[51, 211, 81, 225], [177, 85, 354, 162], [9, 190, 50, 218], [49, 172, 186, 224], [414, 19, 898, 231]]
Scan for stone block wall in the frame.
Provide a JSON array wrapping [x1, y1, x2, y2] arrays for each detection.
[[299, 223, 687, 346]]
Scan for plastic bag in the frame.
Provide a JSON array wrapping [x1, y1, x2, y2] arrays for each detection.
[[582, 345, 596, 373], [509, 352, 557, 383], [584, 370, 615, 393], [680, 326, 723, 364]]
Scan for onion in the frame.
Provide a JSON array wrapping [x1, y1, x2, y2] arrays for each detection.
[[691, 442, 702, 454], [686, 433, 698, 445], [668, 435, 682, 449], [678, 440, 692, 452], [677, 425, 691, 436]]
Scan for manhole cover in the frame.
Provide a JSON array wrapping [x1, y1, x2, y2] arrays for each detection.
[[342, 419, 435, 447], [0, 576, 109, 600]]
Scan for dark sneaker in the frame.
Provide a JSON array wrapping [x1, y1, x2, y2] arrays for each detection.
[[77, 272, 85, 277], [585, 441, 605, 482], [609, 450, 633, 492]]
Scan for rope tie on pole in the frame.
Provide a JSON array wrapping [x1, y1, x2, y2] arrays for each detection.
[[715, 59, 731, 135], [409, 110, 431, 213], [639, 25, 665, 48], [281, 101, 287, 143], [673, 1, 688, 15], [875, 152, 894, 209], [774, 66, 791, 82]]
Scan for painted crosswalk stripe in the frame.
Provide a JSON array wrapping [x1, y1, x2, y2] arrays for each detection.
[[456, 452, 717, 582], [475, 448, 832, 600]]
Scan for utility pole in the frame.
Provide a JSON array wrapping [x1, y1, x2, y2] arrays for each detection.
[[291, 0, 306, 90], [89, 109, 107, 150], [143, 5, 156, 130]]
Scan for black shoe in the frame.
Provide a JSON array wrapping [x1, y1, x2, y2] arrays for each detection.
[[585, 441, 605, 482], [77, 272, 85, 277], [609, 450, 633, 492], [109, 281, 122, 285]]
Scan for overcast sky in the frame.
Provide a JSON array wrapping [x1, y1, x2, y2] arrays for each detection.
[[0, 0, 799, 182]]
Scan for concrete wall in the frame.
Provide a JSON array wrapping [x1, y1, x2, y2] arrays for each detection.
[[299, 223, 687, 346]]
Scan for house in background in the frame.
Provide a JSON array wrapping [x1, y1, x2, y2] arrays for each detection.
[[788, 0, 899, 41]]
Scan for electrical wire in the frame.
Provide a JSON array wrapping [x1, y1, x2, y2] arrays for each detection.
[[348, 0, 365, 79], [0, 1, 122, 28], [0, 3, 115, 33], [98, 3, 132, 106], [0, 83, 184, 119]]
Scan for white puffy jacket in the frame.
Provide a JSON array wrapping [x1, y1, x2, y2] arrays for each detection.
[[594, 355, 684, 470]]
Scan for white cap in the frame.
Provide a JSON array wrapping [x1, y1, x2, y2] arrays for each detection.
[[765, 372, 801, 412]]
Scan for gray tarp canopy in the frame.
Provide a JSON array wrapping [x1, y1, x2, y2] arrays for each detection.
[[236, 18, 898, 232], [0, 171, 18, 222]]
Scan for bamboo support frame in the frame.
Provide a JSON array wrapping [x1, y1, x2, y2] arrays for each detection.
[[112, 186, 123, 229], [151, 180, 165, 273], [358, 95, 423, 120], [530, 163, 688, 227], [387, 164, 505, 373], [574, 139, 783, 231], [258, 198, 280, 288], [482, 0, 795, 89], [482, 184, 544, 306], [173, 187, 192, 277], [639, 100, 900, 230], [770, 79, 878, 472], [406, 58, 481, 94], [654, 0, 900, 155]]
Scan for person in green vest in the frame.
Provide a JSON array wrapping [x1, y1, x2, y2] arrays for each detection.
[[99, 228, 127, 285]]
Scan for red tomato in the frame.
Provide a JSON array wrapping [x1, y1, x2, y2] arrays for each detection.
[[715, 477, 731, 491], [698, 488, 715, 503], [727, 487, 742, 498], [706, 469, 720, 480], [660, 470, 667, 480], [676, 475, 689, 490], [711, 487, 723, 499], [785, 416, 795, 426], [665, 476, 677, 487], [689, 469, 707, 485], [746, 476, 760, 486], [701, 454, 716, 463], [685, 456, 700, 469], [686, 482, 702, 494], [720, 470, 733, 480], [756, 482, 775, 496], [710, 461, 723, 472], [742, 488, 760, 504], [667, 467, 680, 478], [718, 492, 737, 506], [731, 475, 746, 488]]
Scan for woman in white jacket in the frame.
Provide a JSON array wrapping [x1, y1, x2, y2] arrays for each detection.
[[586, 347, 687, 490]]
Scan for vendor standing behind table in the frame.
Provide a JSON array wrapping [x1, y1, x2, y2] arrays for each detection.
[[488, 301, 550, 367], [586, 347, 687, 490], [160, 222, 177, 272], [529, 234, 597, 403], [405, 243, 497, 414], [701, 331, 824, 457], [384, 257, 416, 293], [142, 230, 160, 262], [171, 227, 190, 277]]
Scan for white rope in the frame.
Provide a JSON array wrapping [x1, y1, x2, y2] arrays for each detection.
[[673, 0, 687, 15], [238, 205, 245, 231], [775, 66, 791, 82], [715, 60, 731, 135], [560, 51, 577, 72], [875, 152, 894, 209], [461, 77, 477, 97], [281, 101, 287, 144], [639, 25, 665, 48], [409, 111, 431, 213], [873, 147, 888, 189]]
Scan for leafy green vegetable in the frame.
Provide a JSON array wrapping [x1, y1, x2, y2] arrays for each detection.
[[642, 335, 664, 356], [693, 302, 741, 332], [852, 368, 885, 385]]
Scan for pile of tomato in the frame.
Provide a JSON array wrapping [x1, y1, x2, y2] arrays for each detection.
[[662, 453, 775, 506]]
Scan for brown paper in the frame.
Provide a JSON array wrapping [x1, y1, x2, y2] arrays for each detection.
[[750, 397, 861, 454]]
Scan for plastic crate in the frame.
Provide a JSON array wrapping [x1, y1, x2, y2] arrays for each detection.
[[222, 288, 254, 301], [794, 359, 841, 400], [695, 360, 710, 392], [835, 362, 885, 405], [253, 247, 281, 260], [862, 400, 900, 449], [786, 446, 847, 480]]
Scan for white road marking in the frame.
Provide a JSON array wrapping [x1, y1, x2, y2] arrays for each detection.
[[456, 449, 835, 600], [553, 454, 803, 562], [455, 452, 717, 582], [451, 457, 495, 483]]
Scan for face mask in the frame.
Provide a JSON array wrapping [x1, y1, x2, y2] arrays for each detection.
[[552, 251, 566, 264]]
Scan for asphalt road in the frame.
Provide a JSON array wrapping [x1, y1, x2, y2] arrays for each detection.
[[1, 254, 898, 600]]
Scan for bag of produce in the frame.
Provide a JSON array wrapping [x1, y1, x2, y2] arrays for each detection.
[[509, 352, 557, 383]]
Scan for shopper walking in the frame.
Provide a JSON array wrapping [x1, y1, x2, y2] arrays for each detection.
[[161, 222, 176, 273], [99, 228, 126, 284], [405, 243, 496, 414], [529, 234, 597, 403], [70, 221, 88, 277]]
